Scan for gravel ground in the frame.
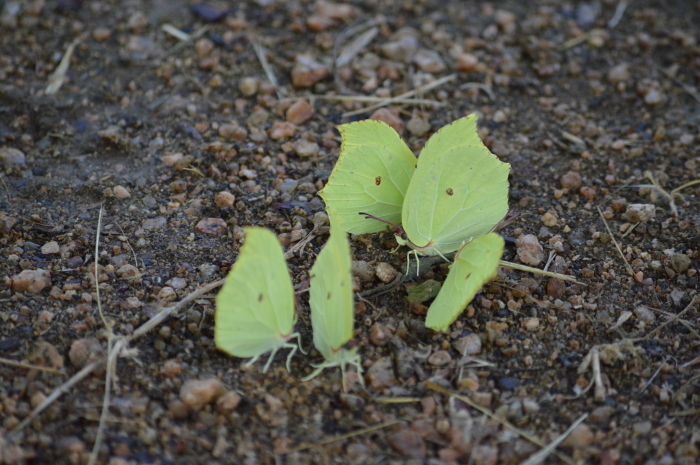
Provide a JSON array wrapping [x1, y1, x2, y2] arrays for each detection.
[[1, 0, 699, 464]]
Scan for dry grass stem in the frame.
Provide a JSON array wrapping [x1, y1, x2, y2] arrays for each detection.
[[161, 23, 191, 41], [161, 25, 210, 59], [561, 28, 605, 50], [596, 206, 634, 276], [249, 34, 284, 100], [499, 260, 581, 283], [343, 73, 457, 117], [640, 359, 666, 393], [0, 357, 65, 375], [45, 38, 80, 95], [374, 397, 422, 403], [309, 94, 443, 106], [458, 82, 495, 100], [289, 420, 400, 453], [11, 359, 105, 433], [519, 413, 589, 465], [426, 381, 575, 465], [634, 295, 698, 342], [607, 1, 628, 28], [336, 25, 378, 69]]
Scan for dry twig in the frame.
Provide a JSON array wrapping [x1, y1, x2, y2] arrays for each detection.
[[596, 206, 634, 276], [343, 73, 457, 118], [426, 381, 575, 465]]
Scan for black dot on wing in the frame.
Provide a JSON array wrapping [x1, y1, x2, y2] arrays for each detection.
[[375, 176, 382, 185], [446, 188, 454, 196], [465, 273, 472, 280], [327, 292, 331, 300], [258, 293, 264, 302]]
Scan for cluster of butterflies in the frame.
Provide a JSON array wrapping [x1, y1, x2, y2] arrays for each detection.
[[215, 114, 510, 385]]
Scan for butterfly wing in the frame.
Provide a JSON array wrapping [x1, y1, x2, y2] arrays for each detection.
[[402, 115, 510, 255], [215, 227, 296, 359], [319, 120, 417, 234], [425, 232, 504, 331], [308, 219, 355, 361]]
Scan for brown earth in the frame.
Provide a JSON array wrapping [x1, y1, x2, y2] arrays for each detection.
[[1, 0, 699, 464]]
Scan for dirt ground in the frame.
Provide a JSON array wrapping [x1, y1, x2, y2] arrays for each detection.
[[1, 0, 699, 464]]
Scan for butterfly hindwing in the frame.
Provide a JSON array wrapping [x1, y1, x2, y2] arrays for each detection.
[[425, 232, 504, 330], [319, 120, 417, 234]]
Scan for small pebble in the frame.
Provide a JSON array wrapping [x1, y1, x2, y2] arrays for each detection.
[[370, 108, 404, 134], [0, 147, 26, 170], [541, 211, 558, 227], [608, 63, 630, 83], [238, 77, 259, 96], [116, 264, 139, 279], [216, 391, 242, 413], [41, 241, 60, 254], [456, 52, 478, 72], [515, 234, 544, 266], [292, 139, 320, 158], [92, 27, 112, 41], [406, 116, 431, 137], [352, 260, 375, 282], [291, 55, 329, 88], [268, 121, 296, 140], [522, 399, 540, 414], [375, 262, 397, 283], [428, 350, 452, 366], [246, 109, 269, 128], [668, 253, 691, 273], [29, 341, 64, 369], [633, 421, 652, 435], [412, 49, 446, 73], [142, 217, 167, 230], [381, 30, 419, 62], [365, 357, 397, 389], [214, 191, 235, 207], [560, 171, 582, 190], [498, 377, 521, 390], [634, 306, 656, 324], [472, 445, 498, 465], [10, 269, 51, 294], [369, 325, 389, 346], [562, 423, 594, 448], [113, 185, 130, 199], [166, 277, 187, 289], [195, 218, 227, 235], [624, 204, 655, 223], [180, 378, 226, 409], [387, 429, 426, 459], [453, 333, 481, 355], [589, 405, 615, 424], [194, 37, 214, 57], [286, 100, 314, 125], [69, 338, 104, 369], [521, 317, 540, 330], [644, 89, 663, 105], [274, 179, 298, 195], [218, 123, 248, 141]]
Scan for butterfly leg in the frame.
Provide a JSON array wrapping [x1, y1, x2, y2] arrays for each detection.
[[245, 354, 261, 368], [285, 341, 299, 373], [262, 347, 279, 373]]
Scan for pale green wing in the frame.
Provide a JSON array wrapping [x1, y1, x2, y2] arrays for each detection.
[[308, 220, 354, 360], [319, 120, 417, 234], [425, 233, 504, 331], [305, 216, 362, 390], [402, 115, 510, 255], [214, 227, 298, 370]]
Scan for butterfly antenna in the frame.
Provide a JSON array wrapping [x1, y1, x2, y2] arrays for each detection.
[[358, 212, 402, 232], [493, 209, 520, 231]]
